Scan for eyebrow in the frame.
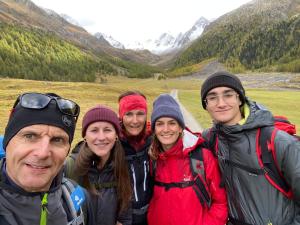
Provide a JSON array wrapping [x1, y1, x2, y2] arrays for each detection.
[[207, 89, 235, 96]]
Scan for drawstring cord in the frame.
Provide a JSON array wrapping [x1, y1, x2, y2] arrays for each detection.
[[40, 193, 48, 225]]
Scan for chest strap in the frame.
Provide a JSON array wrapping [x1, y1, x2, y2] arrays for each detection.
[[154, 180, 194, 191]]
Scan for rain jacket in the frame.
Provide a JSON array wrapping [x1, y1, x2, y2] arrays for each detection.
[[66, 142, 132, 225], [0, 159, 94, 225], [147, 129, 228, 225], [203, 100, 300, 225]]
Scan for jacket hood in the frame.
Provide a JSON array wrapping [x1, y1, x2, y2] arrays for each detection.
[[182, 129, 204, 155], [213, 99, 274, 135]]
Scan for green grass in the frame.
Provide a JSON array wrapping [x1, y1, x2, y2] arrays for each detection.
[[1, 77, 299, 147], [179, 89, 300, 134], [0, 77, 203, 145]]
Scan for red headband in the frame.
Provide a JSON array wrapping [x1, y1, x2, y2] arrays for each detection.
[[119, 95, 147, 118]]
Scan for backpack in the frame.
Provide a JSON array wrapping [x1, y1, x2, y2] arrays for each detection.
[[151, 145, 212, 208], [0, 136, 4, 159], [206, 115, 299, 199], [0, 158, 86, 225]]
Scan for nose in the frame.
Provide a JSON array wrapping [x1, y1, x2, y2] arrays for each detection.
[[96, 130, 106, 140], [161, 123, 169, 132], [132, 114, 138, 123], [216, 96, 227, 107], [34, 137, 51, 158]]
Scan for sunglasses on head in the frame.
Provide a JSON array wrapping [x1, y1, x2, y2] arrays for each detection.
[[13, 93, 80, 120]]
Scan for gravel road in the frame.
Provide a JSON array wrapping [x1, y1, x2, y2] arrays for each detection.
[[170, 89, 203, 133]]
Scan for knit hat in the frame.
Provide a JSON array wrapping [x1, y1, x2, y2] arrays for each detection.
[[201, 71, 246, 109], [3, 94, 77, 150], [119, 94, 147, 119], [82, 105, 120, 137], [151, 94, 185, 130]]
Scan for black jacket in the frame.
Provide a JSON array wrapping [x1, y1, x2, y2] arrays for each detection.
[[66, 142, 132, 225], [121, 135, 153, 225], [203, 100, 300, 225]]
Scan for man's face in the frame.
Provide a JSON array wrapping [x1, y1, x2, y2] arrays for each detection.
[[5, 124, 70, 192], [205, 87, 242, 126]]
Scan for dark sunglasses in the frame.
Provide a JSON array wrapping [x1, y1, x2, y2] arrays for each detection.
[[13, 93, 80, 119]]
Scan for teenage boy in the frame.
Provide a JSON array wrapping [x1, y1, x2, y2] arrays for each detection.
[[200, 71, 300, 225]]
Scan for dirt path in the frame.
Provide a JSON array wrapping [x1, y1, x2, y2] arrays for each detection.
[[170, 89, 203, 133]]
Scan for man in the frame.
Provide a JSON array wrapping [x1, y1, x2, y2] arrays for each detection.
[[0, 92, 94, 225], [200, 71, 300, 225]]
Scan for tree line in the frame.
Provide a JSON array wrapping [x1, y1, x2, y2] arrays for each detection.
[[174, 15, 300, 73], [0, 24, 160, 81]]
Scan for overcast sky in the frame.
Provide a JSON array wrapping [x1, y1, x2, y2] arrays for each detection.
[[31, 0, 252, 44]]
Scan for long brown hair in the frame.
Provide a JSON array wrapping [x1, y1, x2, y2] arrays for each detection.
[[74, 139, 132, 213]]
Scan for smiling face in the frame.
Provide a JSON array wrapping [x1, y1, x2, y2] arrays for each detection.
[[122, 109, 147, 136], [85, 121, 117, 164], [154, 117, 183, 151], [205, 87, 243, 125], [5, 124, 70, 192]]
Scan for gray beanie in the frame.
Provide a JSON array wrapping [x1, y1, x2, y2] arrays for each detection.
[[201, 71, 246, 109], [151, 94, 185, 130]]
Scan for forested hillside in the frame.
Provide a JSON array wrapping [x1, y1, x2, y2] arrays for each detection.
[[0, 24, 161, 81], [0, 24, 116, 81], [174, 0, 300, 73]]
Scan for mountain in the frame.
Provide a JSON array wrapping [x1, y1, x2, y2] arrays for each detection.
[[0, 0, 160, 65], [94, 32, 125, 49], [0, 0, 162, 81], [174, 0, 300, 72], [120, 16, 209, 54], [60, 13, 82, 27]]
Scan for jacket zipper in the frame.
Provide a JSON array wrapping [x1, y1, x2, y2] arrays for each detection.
[[143, 161, 147, 191], [131, 164, 138, 201]]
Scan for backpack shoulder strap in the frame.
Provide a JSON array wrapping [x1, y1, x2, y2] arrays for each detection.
[[61, 178, 86, 225], [189, 146, 211, 207], [0, 158, 3, 182], [202, 128, 218, 156], [258, 126, 292, 198]]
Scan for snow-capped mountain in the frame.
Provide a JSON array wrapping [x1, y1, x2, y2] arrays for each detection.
[[122, 16, 210, 54], [173, 17, 209, 48], [94, 32, 125, 49], [43, 8, 82, 27], [60, 14, 82, 27]]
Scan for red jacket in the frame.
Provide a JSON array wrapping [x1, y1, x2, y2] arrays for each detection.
[[147, 129, 228, 225]]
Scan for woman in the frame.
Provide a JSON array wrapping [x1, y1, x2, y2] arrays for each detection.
[[147, 94, 228, 225], [65, 105, 132, 225], [118, 91, 152, 225]]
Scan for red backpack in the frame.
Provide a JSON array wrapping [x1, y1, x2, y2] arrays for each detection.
[[207, 115, 299, 199]]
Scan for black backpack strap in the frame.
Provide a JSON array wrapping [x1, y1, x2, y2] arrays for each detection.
[[202, 128, 217, 156], [154, 180, 194, 190], [93, 181, 117, 190], [259, 126, 291, 195], [189, 146, 211, 207]]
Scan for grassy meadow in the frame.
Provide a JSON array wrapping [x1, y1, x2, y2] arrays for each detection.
[[179, 88, 300, 134], [0, 77, 201, 145], [1, 76, 299, 147]]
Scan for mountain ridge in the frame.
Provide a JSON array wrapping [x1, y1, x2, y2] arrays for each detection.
[[174, 0, 300, 72]]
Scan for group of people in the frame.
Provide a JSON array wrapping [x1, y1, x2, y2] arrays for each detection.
[[0, 71, 299, 225]]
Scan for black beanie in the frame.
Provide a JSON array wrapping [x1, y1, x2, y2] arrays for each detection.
[[151, 94, 185, 130], [3, 97, 77, 150], [201, 71, 246, 109]]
